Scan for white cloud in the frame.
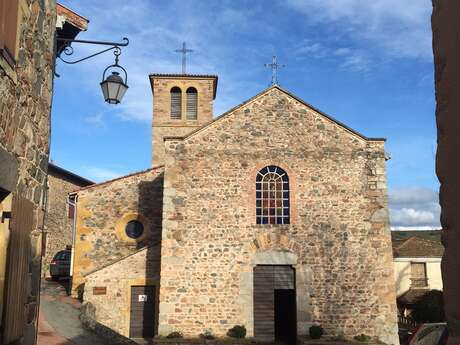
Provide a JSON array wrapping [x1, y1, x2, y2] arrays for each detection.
[[84, 167, 123, 182], [389, 187, 440, 228], [84, 111, 106, 127], [286, 0, 432, 61], [391, 226, 440, 231]]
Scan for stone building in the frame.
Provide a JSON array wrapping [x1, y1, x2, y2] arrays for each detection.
[[73, 74, 399, 344], [0, 1, 56, 344], [42, 163, 93, 277], [391, 230, 443, 315], [0, 2, 86, 344]]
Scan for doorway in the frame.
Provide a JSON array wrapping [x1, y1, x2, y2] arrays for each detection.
[[254, 265, 297, 344], [275, 289, 297, 344], [130, 285, 156, 338]]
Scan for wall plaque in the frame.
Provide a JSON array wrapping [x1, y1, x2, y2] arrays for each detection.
[[93, 286, 107, 295]]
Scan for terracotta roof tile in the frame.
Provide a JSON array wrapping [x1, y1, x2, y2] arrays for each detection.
[[393, 236, 444, 258]]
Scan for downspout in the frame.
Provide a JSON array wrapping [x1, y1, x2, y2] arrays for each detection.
[[68, 192, 78, 282]]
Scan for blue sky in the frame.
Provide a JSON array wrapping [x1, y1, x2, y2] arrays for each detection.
[[53, 0, 439, 229]]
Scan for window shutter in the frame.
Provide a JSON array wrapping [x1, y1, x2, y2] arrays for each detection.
[[170, 88, 182, 119], [186, 88, 197, 120], [0, 0, 20, 66]]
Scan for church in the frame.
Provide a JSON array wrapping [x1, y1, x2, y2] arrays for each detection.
[[69, 71, 399, 344]]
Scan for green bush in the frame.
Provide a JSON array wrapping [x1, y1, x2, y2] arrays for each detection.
[[411, 290, 445, 323], [227, 325, 247, 338], [200, 329, 216, 340], [354, 334, 371, 342], [309, 325, 324, 339], [166, 331, 183, 339]]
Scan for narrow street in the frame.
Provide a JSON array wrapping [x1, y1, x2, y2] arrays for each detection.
[[37, 278, 108, 345]]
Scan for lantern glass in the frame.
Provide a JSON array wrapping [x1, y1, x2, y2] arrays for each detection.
[[100, 71, 128, 104]]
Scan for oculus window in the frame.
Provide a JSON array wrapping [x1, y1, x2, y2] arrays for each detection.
[[125, 220, 144, 239]]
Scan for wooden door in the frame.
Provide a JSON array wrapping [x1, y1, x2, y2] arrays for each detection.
[[254, 265, 296, 342], [130, 286, 156, 338], [2, 194, 35, 344], [254, 266, 275, 341]]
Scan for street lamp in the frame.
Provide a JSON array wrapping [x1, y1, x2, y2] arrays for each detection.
[[100, 50, 128, 104], [56, 37, 130, 104]]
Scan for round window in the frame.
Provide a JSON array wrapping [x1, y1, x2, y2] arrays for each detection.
[[125, 220, 144, 239]]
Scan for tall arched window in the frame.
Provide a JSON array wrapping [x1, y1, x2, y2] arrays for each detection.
[[186, 87, 198, 120], [256, 166, 290, 225], [170, 87, 182, 119]]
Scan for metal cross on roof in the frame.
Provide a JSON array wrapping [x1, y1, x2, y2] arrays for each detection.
[[175, 42, 193, 74], [264, 55, 285, 85]]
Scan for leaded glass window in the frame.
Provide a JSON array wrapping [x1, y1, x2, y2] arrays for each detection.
[[256, 166, 289, 225]]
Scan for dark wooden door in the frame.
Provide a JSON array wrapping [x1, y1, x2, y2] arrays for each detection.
[[130, 286, 156, 338], [2, 194, 35, 344], [254, 265, 296, 342]]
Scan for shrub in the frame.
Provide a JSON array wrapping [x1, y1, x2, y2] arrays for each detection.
[[166, 331, 183, 339], [309, 325, 324, 339], [200, 329, 216, 340], [411, 290, 445, 323], [333, 333, 346, 341], [354, 334, 371, 342], [227, 325, 247, 338]]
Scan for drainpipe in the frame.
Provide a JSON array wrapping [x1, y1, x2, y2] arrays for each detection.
[[68, 192, 78, 281]]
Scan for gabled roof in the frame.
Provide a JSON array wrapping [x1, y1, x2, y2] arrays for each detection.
[[392, 230, 442, 248], [48, 163, 94, 186], [164, 84, 386, 142], [70, 165, 164, 194], [393, 236, 444, 258]]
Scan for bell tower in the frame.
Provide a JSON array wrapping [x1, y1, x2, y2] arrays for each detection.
[[149, 74, 218, 166]]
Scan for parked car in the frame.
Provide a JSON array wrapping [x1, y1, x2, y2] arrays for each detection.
[[50, 250, 71, 280], [409, 323, 447, 345]]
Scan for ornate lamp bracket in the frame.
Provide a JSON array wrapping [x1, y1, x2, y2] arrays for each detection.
[[55, 37, 129, 78]]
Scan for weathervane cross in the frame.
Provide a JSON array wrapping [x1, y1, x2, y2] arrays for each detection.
[[175, 42, 193, 74], [264, 55, 285, 85]]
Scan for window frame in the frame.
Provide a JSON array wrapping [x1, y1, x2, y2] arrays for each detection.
[[186, 86, 198, 120], [170, 86, 182, 120], [0, 0, 21, 68], [410, 262, 428, 288], [256, 165, 290, 225]]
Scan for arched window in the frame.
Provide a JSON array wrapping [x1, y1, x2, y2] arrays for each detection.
[[170, 87, 182, 119], [256, 166, 289, 225], [186, 87, 198, 120]]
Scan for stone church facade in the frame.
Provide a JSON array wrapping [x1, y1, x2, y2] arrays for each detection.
[[72, 74, 398, 344]]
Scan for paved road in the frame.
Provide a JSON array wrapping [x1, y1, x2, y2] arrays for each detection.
[[37, 278, 109, 345]]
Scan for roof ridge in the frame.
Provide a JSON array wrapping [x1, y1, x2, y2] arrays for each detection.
[[163, 84, 385, 143], [70, 165, 164, 193]]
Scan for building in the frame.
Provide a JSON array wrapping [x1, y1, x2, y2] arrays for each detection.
[[42, 163, 93, 277], [0, 2, 57, 344], [392, 230, 443, 314], [0, 2, 86, 344], [72, 74, 399, 344]]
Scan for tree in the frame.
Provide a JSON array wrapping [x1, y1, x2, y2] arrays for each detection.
[[412, 290, 445, 323]]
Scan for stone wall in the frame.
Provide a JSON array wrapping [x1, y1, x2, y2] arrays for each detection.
[[150, 75, 216, 166], [159, 86, 398, 344], [83, 244, 161, 337], [71, 167, 164, 297], [42, 166, 92, 276], [0, 1, 56, 344]]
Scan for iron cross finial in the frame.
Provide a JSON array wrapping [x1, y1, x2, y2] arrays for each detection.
[[175, 42, 193, 74], [264, 55, 285, 85]]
